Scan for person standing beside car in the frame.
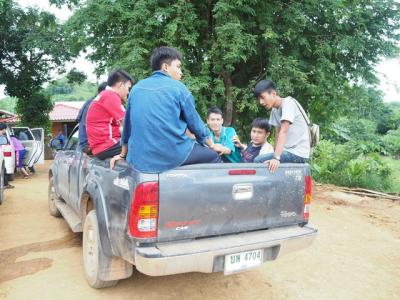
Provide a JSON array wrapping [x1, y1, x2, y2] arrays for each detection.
[[10, 135, 30, 178], [55, 130, 66, 148]]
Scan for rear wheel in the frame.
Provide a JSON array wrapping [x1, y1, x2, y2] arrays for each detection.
[[48, 177, 61, 217], [83, 210, 118, 289], [0, 164, 4, 205]]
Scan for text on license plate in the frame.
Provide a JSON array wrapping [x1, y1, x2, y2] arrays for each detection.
[[224, 249, 263, 275]]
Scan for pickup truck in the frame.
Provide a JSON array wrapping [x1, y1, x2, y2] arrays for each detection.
[[49, 125, 317, 288]]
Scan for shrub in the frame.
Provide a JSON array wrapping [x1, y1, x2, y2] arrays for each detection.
[[382, 128, 400, 159], [311, 140, 393, 191]]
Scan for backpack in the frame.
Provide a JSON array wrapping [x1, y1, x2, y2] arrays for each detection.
[[292, 98, 320, 149]]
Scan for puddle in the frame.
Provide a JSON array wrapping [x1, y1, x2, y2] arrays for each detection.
[[0, 234, 81, 283]]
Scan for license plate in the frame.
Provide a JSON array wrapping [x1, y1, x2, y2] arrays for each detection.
[[224, 249, 263, 275]]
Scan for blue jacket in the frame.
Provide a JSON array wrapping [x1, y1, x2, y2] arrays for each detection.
[[121, 71, 210, 173]]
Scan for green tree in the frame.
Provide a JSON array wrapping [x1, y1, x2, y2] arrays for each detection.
[[0, 0, 71, 128], [46, 77, 97, 102], [56, 0, 399, 137], [16, 91, 53, 128], [67, 68, 87, 85]]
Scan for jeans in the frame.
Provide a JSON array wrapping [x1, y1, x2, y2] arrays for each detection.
[[181, 143, 223, 166], [254, 151, 307, 163]]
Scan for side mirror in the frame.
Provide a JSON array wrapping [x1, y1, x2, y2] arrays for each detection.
[[49, 138, 62, 151], [0, 135, 8, 146]]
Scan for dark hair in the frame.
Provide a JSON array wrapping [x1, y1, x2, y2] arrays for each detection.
[[207, 107, 223, 118], [98, 81, 107, 93], [251, 118, 271, 133], [254, 80, 277, 98], [0, 123, 7, 130], [150, 47, 183, 71], [107, 69, 134, 87]]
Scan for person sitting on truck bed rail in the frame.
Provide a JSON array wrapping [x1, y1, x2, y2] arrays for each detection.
[[253, 80, 310, 172], [110, 46, 225, 172], [233, 118, 274, 163], [206, 107, 241, 163], [86, 69, 134, 160], [76, 81, 107, 154]]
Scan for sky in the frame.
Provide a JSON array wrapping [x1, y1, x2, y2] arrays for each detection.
[[1, 0, 399, 103]]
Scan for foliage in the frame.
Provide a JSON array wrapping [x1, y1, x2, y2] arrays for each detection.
[[382, 128, 400, 158], [325, 117, 387, 154], [0, 0, 71, 128], [311, 140, 393, 191], [15, 90, 53, 129], [46, 77, 97, 101], [0, 97, 17, 113], [66, 68, 87, 85], [58, 0, 399, 135], [382, 157, 400, 194]]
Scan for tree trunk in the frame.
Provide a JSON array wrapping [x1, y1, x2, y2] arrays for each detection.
[[222, 72, 233, 126]]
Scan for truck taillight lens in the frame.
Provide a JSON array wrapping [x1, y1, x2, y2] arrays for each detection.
[[228, 169, 256, 175], [4, 151, 12, 157], [304, 176, 312, 221], [129, 182, 159, 238]]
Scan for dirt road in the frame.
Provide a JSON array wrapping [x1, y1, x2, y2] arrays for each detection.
[[0, 162, 399, 300]]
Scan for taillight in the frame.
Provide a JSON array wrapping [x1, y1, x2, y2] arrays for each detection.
[[129, 181, 159, 238], [303, 176, 312, 221], [4, 151, 12, 157], [228, 169, 256, 175]]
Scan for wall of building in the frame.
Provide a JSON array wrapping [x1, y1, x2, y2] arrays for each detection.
[[51, 122, 63, 137], [51, 121, 77, 137]]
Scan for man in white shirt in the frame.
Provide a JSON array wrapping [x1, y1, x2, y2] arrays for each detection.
[[253, 80, 310, 172]]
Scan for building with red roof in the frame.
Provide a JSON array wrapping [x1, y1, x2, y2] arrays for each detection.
[[0, 101, 84, 137]]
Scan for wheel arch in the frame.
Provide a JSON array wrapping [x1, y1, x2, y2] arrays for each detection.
[[81, 181, 114, 257]]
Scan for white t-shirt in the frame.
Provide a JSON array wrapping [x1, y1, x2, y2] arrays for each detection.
[[269, 97, 310, 159], [259, 142, 274, 156]]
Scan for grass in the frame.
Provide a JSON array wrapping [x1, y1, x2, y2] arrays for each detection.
[[382, 156, 400, 194]]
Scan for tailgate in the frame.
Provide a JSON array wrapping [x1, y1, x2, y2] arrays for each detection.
[[157, 163, 310, 242]]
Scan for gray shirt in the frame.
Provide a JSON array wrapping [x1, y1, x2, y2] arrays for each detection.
[[269, 96, 310, 159]]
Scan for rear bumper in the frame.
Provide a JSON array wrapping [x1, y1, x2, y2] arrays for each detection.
[[134, 224, 317, 276], [4, 156, 15, 174]]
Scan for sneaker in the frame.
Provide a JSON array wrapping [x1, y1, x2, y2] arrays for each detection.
[[4, 184, 14, 189]]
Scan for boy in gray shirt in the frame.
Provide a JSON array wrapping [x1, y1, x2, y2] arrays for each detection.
[[253, 80, 310, 172]]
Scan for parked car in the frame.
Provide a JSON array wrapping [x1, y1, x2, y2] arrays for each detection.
[[1, 127, 16, 181], [49, 125, 317, 288], [0, 135, 10, 204], [11, 127, 45, 169]]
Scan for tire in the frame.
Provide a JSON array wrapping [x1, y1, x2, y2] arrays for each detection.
[[0, 164, 4, 205], [83, 210, 118, 289], [48, 177, 61, 217]]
